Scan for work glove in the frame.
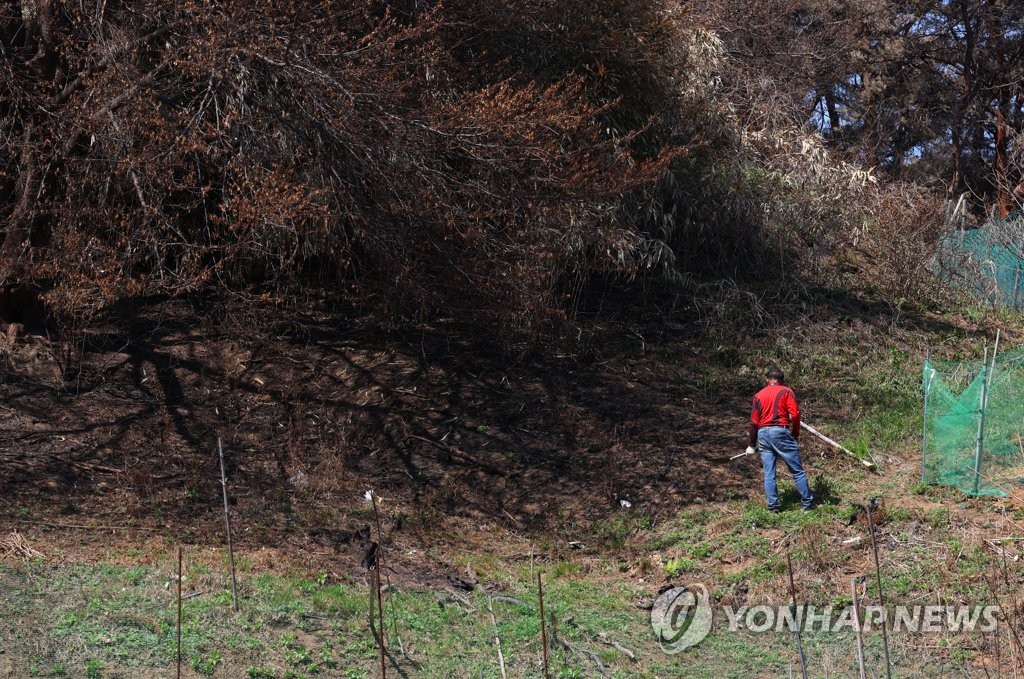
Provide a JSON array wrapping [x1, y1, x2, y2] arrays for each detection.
[[745, 446, 756, 456]]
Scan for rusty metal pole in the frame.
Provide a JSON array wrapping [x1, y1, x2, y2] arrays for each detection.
[[866, 505, 892, 679], [376, 550, 386, 678], [785, 546, 809, 679], [538, 571, 549, 678], [176, 546, 182, 679]]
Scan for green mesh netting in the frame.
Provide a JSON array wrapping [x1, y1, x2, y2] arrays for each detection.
[[934, 212, 1024, 309], [923, 349, 1024, 497]]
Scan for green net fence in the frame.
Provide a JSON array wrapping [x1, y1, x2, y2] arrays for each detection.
[[923, 348, 1024, 497], [934, 212, 1024, 310]]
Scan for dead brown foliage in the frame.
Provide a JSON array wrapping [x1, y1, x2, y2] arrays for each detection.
[[1, 0, 700, 341]]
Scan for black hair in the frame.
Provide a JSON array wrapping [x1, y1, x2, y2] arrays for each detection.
[[765, 367, 785, 381]]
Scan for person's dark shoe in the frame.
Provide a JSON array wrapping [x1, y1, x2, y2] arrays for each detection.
[[769, 507, 781, 514], [801, 504, 814, 512]]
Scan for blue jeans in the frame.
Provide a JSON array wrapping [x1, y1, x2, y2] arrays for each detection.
[[758, 427, 814, 510]]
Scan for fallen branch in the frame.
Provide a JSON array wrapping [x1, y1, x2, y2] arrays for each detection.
[[555, 634, 608, 677], [985, 539, 1020, 562], [550, 617, 607, 678], [12, 518, 161, 532], [183, 590, 212, 600], [0, 450, 124, 475], [68, 460, 124, 474], [597, 632, 636, 661], [0, 531, 43, 560], [435, 591, 476, 613], [487, 596, 508, 679], [404, 434, 504, 474]]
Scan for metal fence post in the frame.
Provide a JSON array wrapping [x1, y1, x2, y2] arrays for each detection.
[[973, 331, 1001, 495], [973, 348, 988, 496], [1012, 266, 1021, 310], [922, 350, 935, 485]]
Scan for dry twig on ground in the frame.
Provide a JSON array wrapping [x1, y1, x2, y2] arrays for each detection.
[[0, 531, 43, 560]]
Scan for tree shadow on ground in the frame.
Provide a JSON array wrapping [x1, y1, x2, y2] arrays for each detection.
[[0, 283, 981, 573], [0, 297, 753, 545]]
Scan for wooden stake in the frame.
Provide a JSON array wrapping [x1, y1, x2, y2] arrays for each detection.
[[376, 551, 387, 679], [538, 571, 549, 678], [367, 562, 377, 638], [176, 546, 182, 679], [217, 438, 239, 611], [368, 492, 404, 656], [370, 492, 387, 578], [851, 578, 867, 679]]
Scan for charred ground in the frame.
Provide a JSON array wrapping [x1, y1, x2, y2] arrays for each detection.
[[0, 288, 977, 579]]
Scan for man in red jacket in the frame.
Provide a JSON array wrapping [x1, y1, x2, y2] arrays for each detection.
[[746, 368, 814, 513]]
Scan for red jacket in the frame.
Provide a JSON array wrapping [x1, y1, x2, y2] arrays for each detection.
[[751, 384, 801, 438]]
